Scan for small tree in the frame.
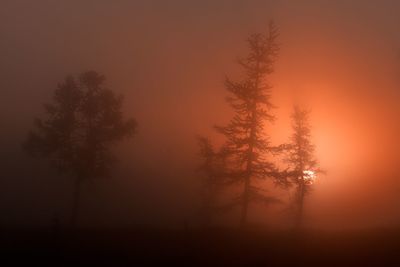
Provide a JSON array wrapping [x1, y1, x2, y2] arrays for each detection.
[[197, 137, 230, 226], [23, 71, 136, 227], [216, 22, 283, 228], [197, 137, 217, 226], [285, 106, 322, 227]]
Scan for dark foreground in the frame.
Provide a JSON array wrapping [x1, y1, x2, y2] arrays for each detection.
[[2, 227, 400, 266]]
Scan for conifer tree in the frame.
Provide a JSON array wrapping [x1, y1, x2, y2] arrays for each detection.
[[285, 106, 322, 227], [216, 22, 282, 227]]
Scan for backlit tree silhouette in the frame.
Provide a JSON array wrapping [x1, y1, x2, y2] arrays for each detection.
[[216, 22, 283, 227], [285, 106, 323, 227], [23, 71, 136, 227]]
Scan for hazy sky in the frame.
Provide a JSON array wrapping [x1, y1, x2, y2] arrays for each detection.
[[1, 0, 400, 229]]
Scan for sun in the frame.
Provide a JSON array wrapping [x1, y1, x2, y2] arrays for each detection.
[[303, 170, 317, 185]]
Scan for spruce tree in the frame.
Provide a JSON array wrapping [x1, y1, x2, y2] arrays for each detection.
[[216, 23, 282, 227], [285, 106, 322, 227]]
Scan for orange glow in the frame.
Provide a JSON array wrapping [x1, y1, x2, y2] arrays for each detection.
[[3, 0, 400, 232]]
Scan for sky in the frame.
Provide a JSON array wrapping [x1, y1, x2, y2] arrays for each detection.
[[1, 0, 400, 229]]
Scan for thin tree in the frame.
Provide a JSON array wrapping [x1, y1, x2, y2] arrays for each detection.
[[196, 137, 229, 226], [216, 22, 282, 228], [285, 106, 322, 228], [23, 71, 136, 227]]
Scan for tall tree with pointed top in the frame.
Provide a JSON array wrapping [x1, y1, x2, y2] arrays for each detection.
[[216, 22, 282, 227], [285, 106, 322, 227], [23, 71, 137, 227]]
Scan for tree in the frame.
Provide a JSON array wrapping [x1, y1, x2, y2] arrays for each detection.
[[285, 106, 322, 228], [196, 137, 229, 226], [215, 22, 282, 228], [23, 71, 136, 227]]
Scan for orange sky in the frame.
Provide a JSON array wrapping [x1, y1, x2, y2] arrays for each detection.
[[1, 0, 400, 228]]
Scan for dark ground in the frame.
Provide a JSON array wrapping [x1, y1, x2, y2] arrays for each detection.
[[2, 227, 400, 266]]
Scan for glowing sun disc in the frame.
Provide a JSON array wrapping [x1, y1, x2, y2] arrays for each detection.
[[303, 170, 317, 185]]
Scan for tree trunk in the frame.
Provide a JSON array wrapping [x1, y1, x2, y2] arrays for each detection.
[[296, 179, 305, 229], [239, 56, 261, 229], [70, 178, 82, 228], [240, 109, 255, 229], [240, 103, 256, 228], [240, 175, 250, 228]]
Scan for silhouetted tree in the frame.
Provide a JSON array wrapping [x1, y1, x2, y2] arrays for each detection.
[[285, 106, 322, 228], [23, 71, 136, 227], [197, 137, 229, 226], [216, 22, 283, 228]]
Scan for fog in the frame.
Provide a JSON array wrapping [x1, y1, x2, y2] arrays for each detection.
[[1, 0, 400, 231]]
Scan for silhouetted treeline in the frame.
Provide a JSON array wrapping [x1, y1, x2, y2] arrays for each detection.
[[22, 24, 323, 231], [197, 23, 323, 228]]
